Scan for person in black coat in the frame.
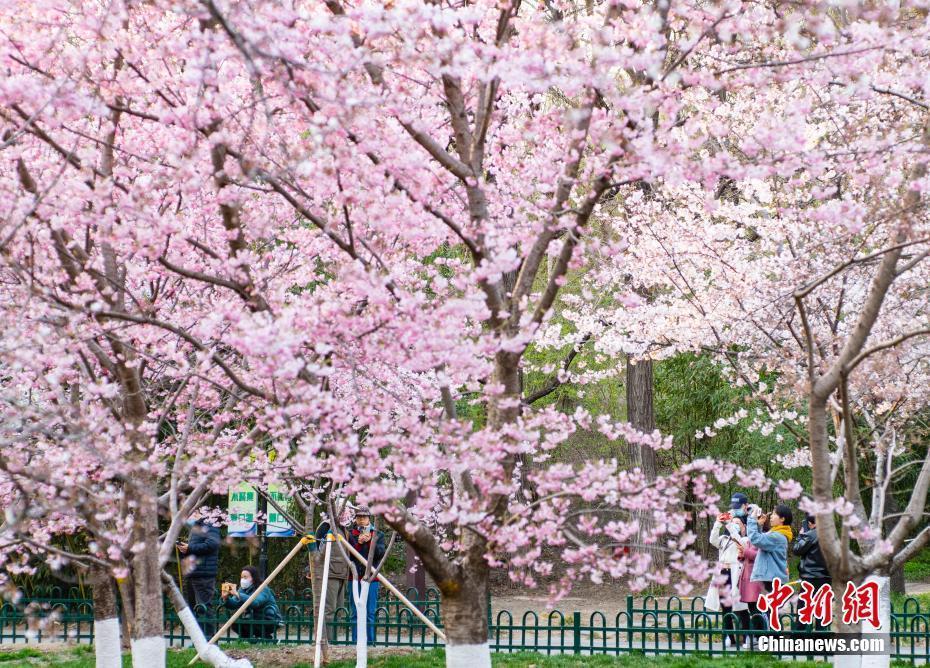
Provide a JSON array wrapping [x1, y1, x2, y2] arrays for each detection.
[[793, 514, 831, 591], [312, 515, 352, 640], [178, 515, 221, 634], [793, 513, 832, 636]]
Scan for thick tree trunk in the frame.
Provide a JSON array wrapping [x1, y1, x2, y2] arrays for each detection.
[[832, 575, 891, 668], [440, 356, 518, 667], [882, 497, 907, 594], [625, 356, 656, 474], [311, 550, 331, 663], [889, 564, 905, 595], [831, 570, 863, 668], [439, 567, 490, 668], [625, 356, 662, 567], [92, 567, 121, 668], [129, 475, 166, 668]]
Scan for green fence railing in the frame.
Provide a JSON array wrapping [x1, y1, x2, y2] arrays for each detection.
[[2, 592, 928, 661]]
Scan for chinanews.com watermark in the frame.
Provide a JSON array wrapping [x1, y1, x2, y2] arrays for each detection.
[[757, 633, 890, 656], [751, 578, 890, 655]]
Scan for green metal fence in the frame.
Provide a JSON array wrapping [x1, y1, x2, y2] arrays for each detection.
[[1, 590, 928, 661]]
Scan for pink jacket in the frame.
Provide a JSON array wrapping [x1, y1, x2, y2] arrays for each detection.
[[738, 544, 764, 604]]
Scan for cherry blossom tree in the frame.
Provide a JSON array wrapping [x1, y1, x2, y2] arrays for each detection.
[[3, 1, 923, 667], [562, 8, 930, 664]]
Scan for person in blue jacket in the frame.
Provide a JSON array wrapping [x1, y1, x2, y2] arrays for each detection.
[[178, 515, 221, 634], [746, 503, 794, 592], [221, 565, 282, 640]]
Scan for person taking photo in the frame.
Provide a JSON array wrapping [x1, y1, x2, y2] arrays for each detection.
[[705, 492, 750, 648], [747, 503, 794, 593]]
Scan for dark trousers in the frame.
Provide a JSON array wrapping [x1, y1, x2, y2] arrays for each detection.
[[737, 601, 765, 643], [719, 568, 738, 643], [804, 577, 832, 592], [233, 619, 277, 641], [800, 578, 833, 635], [184, 575, 216, 636]]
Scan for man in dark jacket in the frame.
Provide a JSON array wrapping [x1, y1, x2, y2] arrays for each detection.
[[793, 513, 831, 591], [313, 515, 352, 640], [347, 508, 386, 643], [179, 515, 221, 634], [793, 513, 832, 636]]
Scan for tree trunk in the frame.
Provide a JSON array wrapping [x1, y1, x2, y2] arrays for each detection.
[[352, 579, 370, 668], [162, 573, 251, 668], [625, 356, 662, 567], [832, 575, 891, 668], [439, 355, 519, 668], [625, 356, 656, 475], [92, 567, 121, 668], [889, 563, 905, 595], [439, 567, 491, 668], [860, 574, 891, 668], [832, 569, 863, 668], [882, 496, 906, 594], [311, 550, 330, 663], [129, 475, 166, 668]]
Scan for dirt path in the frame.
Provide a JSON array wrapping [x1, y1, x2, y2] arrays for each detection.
[[491, 583, 648, 622], [907, 581, 930, 595]]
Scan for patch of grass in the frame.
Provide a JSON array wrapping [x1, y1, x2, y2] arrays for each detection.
[[0, 646, 832, 668], [323, 650, 818, 667], [0, 649, 43, 663], [904, 547, 930, 582], [891, 590, 930, 612]]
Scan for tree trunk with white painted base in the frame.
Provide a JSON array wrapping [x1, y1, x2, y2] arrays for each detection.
[[129, 475, 166, 668], [92, 567, 121, 668], [832, 575, 891, 668], [439, 571, 490, 668], [351, 579, 370, 668], [162, 573, 252, 668]]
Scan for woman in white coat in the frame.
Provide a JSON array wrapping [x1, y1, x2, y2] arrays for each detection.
[[705, 510, 749, 647]]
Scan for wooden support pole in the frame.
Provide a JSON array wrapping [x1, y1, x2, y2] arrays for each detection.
[[314, 534, 333, 668], [336, 534, 446, 641], [188, 536, 312, 665]]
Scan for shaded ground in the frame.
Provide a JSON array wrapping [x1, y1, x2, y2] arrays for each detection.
[[492, 582, 635, 622]]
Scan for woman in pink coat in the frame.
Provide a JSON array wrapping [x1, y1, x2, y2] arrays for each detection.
[[737, 514, 769, 648]]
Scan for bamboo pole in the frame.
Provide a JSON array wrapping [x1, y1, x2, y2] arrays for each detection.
[[314, 534, 333, 668], [188, 535, 312, 665], [336, 533, 446, 641]]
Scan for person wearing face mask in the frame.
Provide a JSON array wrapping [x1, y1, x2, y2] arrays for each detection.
[[177, 511, 221, 635], [221, 565, 282, 640], [730, 492, 750, 523], [704, 492, 750, 648]]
